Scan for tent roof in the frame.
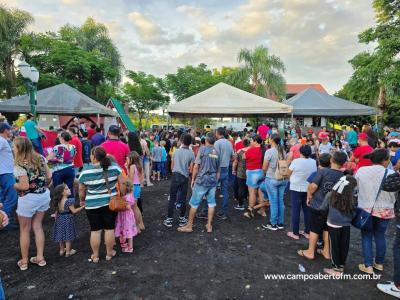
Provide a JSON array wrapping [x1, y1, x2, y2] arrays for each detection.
[[167, 82, 292, 117], [283, 88, 376, 116], [0, 83, 118, 117]]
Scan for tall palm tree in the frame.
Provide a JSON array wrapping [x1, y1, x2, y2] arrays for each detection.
[[231, 45, 286, 100], [0, 5, 33, 98]]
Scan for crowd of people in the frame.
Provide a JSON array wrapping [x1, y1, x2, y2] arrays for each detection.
[[0, 116, 400, 298]]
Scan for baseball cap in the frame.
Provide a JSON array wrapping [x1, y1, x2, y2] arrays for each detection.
[[389, 132, 400, 137], [108, 125, 121, 135], [358, 133, 368, 141], [0, 122, 11, 132]]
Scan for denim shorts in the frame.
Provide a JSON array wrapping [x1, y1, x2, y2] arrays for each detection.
[[246, 169, 264, 189], [153, 161, 161, 172], [189, 185, 216, 209], [133, 184, 141, 199], [16, 189, 50, 218]]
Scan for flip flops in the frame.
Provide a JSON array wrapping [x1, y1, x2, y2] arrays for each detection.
[[30, 257, 47, 267], [65, 249, 77, 257], [297, 250, 314, 260], [17, 260, 28, 271], [106, 250, 117, 261]]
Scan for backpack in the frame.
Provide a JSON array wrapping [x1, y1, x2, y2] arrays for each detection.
[[274, 150, 289, 180]]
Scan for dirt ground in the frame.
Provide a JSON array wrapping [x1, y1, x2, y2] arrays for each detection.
[[0, 179, 395, 300]]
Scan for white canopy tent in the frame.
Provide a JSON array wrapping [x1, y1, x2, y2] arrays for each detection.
[[167, 82, 292, 118]]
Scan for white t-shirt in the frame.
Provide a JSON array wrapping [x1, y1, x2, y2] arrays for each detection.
[[319, 142, 332, 154], [289, 158, 317, 192]]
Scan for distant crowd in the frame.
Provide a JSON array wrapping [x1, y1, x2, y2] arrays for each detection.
[[1, 115, 400, 298]]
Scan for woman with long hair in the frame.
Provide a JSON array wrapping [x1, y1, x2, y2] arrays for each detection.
[[78, 146, 127, 263], [14, 137, 52, 271], [355, 148, 396, 274], [243, 134, 265, 218], [262, 134, 289, 230], [127, 132, 143, 156]]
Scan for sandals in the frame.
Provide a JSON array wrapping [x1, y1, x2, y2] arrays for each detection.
[[299, 231, 310, 239], [287, 232, 300, 240], [106, 249, 117, 261], [30, 257, 47, 267], [89, 254, 99, 263], [17, 260, 28, 271], [316, 249, 331, 260], [297, 250, 314, 260], [243, 207, 254, 219], [65, 249, 77, 257]]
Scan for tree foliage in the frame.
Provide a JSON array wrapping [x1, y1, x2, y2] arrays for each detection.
[[337, 0, 400, 125], [122, 71, 170, 129], [19, 17, 121, 104], [230, 45, 286, 100], [0, 5, 33, 98]]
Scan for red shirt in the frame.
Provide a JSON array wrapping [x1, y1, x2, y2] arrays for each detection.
[[245, 146, 263, 170], [257, 124, 269, 140], [101, 139, 130, 172], [87, 128, 96, 140], [235, 140, 244, 152], [70, 136, 83, 168], [353, 144, 373, 170], [289, 144, 301, 160]]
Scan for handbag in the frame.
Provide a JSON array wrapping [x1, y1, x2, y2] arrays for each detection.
[[103, 170, 128, 212], [351, 169, 388, 230], [382, 172, 400, 192], [274, 151, 289, 180]]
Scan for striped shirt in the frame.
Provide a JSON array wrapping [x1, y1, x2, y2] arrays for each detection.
[[78, 163, 122, 209]]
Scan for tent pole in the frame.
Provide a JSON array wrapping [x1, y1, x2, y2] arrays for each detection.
[[97, 113, 100, 127]]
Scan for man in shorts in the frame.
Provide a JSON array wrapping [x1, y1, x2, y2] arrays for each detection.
[[178, 133, 220, 233]]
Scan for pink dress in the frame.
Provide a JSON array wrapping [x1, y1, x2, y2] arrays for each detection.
[[114, 194, 138, 238]]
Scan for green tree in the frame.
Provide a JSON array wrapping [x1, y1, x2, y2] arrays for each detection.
[[122, 71, 170, 129], [0, 5, 33, 98], [337, 0, 400, 125], [165, 63, 220, 101], [230, 45, 286, 100]]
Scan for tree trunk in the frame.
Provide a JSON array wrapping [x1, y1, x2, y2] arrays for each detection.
[[377, 85, 386, 126], [4, 55, 15, 99]]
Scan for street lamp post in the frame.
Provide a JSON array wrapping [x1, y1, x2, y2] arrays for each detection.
[[18, 60, 40, 120]]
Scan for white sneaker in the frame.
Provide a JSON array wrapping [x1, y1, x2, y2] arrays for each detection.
[[377, 281, 400, 298]]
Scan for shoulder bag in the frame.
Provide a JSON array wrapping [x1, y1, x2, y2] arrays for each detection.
[[104, 169, 128, 212], [351, 169, 388, 231]]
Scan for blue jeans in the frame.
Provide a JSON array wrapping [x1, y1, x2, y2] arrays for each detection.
[[218, 167, 230, 216], [265, 177, 288, 225], [161, 161, 167, 178], [290, 190, 310, 235], [361, 216, 390, 267], [52, 166, 75, 195], [394, 226, 400, 285], [31, 138, 44, 156], [0, 173, 17, 224], [0, 276, 5, 300]]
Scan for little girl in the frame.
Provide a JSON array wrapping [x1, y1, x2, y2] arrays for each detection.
[[53, 184, 85, 257], [127, 151, 145, 231], [321, 174, 357, 277], [115, 181, 138, 253]]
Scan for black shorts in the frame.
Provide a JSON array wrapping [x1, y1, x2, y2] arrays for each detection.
[[86, 205, 117, 231], [309, 208, 328, 235]]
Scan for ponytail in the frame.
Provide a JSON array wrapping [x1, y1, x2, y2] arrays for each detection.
[[92, 146, 111, 170]]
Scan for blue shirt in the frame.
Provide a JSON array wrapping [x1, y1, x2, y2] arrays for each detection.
[[152, 146, 162, 162], [161, 147, 167, 162], [91, 133, 106, 146], [0, 136, 14, 174], [347, 130, 357, 145], [393, 149, 400, 167], [24, 120, 39, 140]]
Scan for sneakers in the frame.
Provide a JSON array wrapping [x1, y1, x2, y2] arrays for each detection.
[[163, 217, 173, 228], [234, 204, 245, 211], [374, 262, 384, 272], [178, 216, 188, 227], [217, 212, 228, 220], [377, 281, 400, 299], [262, 223, 278, 231], [196, 212, 208, 219], [277, 224, 284, 230], [358, 264, 374, 275]]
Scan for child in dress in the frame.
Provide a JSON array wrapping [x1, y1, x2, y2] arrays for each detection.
[[52, 184, 85, 257], [127, 151, 145, 231], [115, 181, 138, 253]]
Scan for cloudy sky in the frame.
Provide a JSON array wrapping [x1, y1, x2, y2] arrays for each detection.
[[7, 0, 376, 93]]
